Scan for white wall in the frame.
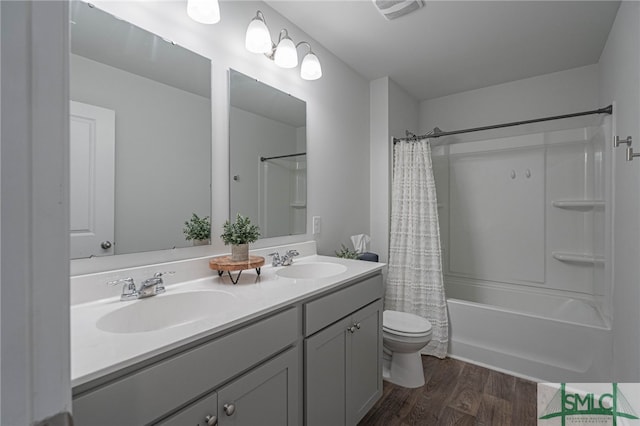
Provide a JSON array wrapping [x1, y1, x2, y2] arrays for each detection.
[[71, 54, 211, 255], [420, 64, 600, 134], [1, 2, 71, 424], [74, 0, 370, 271], [369, 77, 418, 262], [599, 0, 640, 382]]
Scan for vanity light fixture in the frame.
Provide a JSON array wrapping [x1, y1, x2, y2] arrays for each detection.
[[245, 10, 323, 80], [187, 0, 220, 24]]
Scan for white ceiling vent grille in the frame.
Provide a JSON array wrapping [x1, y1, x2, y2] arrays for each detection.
[[372, 0, 425, 21]]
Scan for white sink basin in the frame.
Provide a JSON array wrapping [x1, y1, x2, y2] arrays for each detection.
[[276, 262, 347, 280], [96, 290, 237, 334]]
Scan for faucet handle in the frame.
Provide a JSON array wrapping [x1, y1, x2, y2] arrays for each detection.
[[107, 277, 135, 288], [286, 249, 299, 257], [107, 277, 138, 301], [268, 252, 281, 266], [145, 271, 174, 294], [153, 271, 175, 278]]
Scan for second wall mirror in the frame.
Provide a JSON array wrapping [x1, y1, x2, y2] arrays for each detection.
[[229, 70, 307, 238]]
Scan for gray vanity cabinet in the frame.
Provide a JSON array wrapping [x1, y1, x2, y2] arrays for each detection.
[[216, 346, 299, 426], [156, 391, 218, 426], [73, 308, 299, 426], [72, 271, 384, 426], [304, 274, 384, 426], [346, 301, 384, 424], [158, 346, 299, 426], [305, 316, 351, 426]]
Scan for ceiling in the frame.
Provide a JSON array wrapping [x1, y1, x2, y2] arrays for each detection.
[[265, 0, 620, 101]]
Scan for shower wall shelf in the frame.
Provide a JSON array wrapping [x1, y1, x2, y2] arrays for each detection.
[[552, 251, 605, 265], [552, 200, 605, 210], [290, 202, 306, 208]]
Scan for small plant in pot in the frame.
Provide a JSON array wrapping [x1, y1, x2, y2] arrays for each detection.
[[221, 214, 261, 261], [183, 213, 211, 245], [335, 244, 359, 259]]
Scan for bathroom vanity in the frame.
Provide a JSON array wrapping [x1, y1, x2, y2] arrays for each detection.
[[71, 246, 384, 426]]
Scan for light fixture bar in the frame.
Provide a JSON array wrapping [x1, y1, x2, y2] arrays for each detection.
[[244, 10, 322, 80]]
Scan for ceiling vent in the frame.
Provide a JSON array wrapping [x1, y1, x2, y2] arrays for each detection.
[[372, 0, 425, 20]]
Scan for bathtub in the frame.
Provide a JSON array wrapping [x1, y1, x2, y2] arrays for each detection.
[[445, 280, 613, 382]]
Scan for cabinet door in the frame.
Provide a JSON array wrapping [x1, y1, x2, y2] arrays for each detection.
[[156, 391, 218, 426], [347, 300, 383, 425], [305, 316, 352, 426], [217, 346, 299, 426]]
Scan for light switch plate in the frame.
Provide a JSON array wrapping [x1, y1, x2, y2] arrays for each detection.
[[312, 216, 321, 234]]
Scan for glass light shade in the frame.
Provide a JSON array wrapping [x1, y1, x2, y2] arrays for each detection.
[[300, 52, 322, 80], [245, 17, 272, 53], [187, 0, 220, 24], [274, 37, 298, 68]]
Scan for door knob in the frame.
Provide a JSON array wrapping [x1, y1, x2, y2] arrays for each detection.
[[355, 322, 361, 330], [223, 403, 236, 416], [205, 414, 218, 425], [100, 240, 112, 249], [347, 326, 355, 333]]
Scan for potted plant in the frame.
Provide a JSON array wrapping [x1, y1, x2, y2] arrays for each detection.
[[335, 244, 359, 259], [183, 213, 211, 245], [221, 214, 261, 261]]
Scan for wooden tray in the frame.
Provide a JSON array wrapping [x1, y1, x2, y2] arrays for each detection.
[[209, 255, 265, 284]]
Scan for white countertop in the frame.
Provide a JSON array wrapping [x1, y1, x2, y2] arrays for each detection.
[[71, 254, 384, 388]]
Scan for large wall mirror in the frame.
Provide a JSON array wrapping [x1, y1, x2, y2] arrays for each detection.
[[229, 70, 307, 238], [69, 2, 212, 259]]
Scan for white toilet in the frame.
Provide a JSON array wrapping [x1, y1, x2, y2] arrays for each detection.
[[382, 310, 433, 388]]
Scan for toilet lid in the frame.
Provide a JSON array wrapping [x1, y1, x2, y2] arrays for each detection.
[[383, 310, 432, 334]]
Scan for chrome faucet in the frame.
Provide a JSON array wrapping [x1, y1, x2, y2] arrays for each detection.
[[269, 250, 300, 267], [268, 252, 282, 267], [108, 271, 174, 301], [281, 249, 299, 266], [108, 277, 139, 301], [138, 272, 168, 298]]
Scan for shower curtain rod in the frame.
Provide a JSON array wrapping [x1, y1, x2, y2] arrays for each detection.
[[392, 105, 613, 143], [260, 152, 307, 162]]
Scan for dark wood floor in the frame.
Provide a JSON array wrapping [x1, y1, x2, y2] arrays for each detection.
[[359, 356, 537, 426]]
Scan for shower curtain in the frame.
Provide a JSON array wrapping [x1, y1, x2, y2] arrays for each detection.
[[385, 138, 448, 358]]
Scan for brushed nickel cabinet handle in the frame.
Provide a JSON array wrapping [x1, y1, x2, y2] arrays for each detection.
[[223, 403, 236, 416]]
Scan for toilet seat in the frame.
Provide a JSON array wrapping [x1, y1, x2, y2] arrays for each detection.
[[383, 327, 432, 338], [383, 310, 432, 335]]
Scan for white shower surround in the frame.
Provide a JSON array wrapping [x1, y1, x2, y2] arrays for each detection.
[[432, 118, 612, 381]]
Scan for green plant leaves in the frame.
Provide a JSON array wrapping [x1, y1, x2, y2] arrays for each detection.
[[183, 213, 211, 241], [221, 214, 261, 245]]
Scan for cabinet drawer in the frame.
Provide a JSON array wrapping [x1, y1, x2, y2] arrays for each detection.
[[73, 307, 299, 426], [304, 274, 382, 336]]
